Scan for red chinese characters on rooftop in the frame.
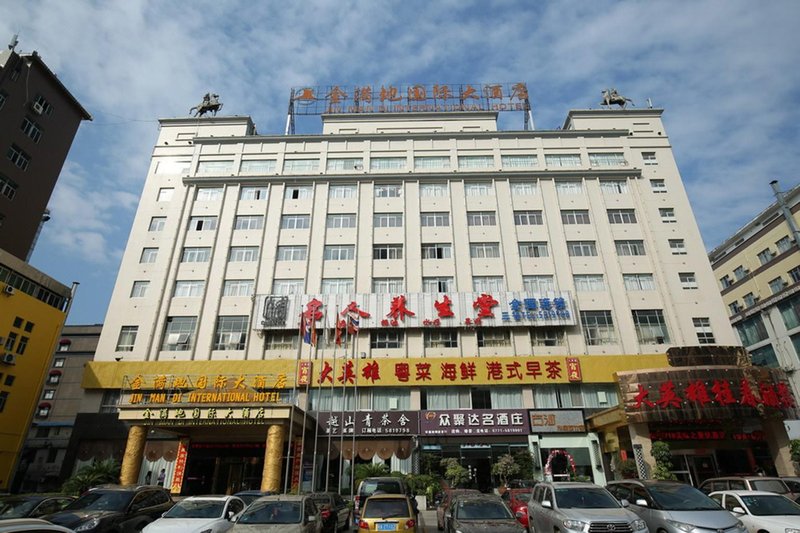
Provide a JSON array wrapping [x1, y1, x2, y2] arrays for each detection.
[[628, 378, 796, 412]]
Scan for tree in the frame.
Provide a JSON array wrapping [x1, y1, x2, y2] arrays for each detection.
[[440, 458, 470, 488], [491, 454, 520, 487], [650, 441, 677, 481], [512, 449, 535, 479], [62, 458, 120, 495], [353, 462, 390, 490]]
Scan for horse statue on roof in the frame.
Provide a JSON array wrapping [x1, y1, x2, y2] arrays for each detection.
[[600, 88, 634, 109], [190, 93, 223, 117]]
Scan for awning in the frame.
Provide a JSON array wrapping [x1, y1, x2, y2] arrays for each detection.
[[49, 370, 62, 376], [59, 338, 71, 345], [38, 402, 52, 409]]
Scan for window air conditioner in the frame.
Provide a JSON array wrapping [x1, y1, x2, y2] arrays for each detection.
[[388, 397, 399, 410], [655, 336, 665, 344], [2, 353, 16, 365], [3, 285, 14, 295], [31, 101, 44, 115]]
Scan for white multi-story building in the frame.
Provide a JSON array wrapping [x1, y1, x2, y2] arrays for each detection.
[[86, 86, 762, 495]]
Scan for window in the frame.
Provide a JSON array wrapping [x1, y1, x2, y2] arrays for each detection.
[[0, 392, 7, 414], [38, 404, 51, 418], [561, 210, 590, 224], [477, 329, 511, 347], [420, 212, 450, 227], [157, 188, 174, 202], [510, 181, 538, 195], [790, 266, 800, 284], [574, 275, 606, 292], [372, 278, 404, 293], [616, 240, 646, 256], [470, 242, 500, 259], [371, 157, 406, 170], [277, 246, 307, 261], [7, 145, 30, 170], [502, 155, 538, 168], [374, 213, 403, 227], [373, 244, 403, 260], [229, 246, 258, 262], [524, 275, 554, 292], [326, 158, 363, 172], [130, 281, 149, 298], [196, 187, 223, 201], [325, 245, 356, 261], [5, 333, 16, 351], [140, 248, 158, 263], [371, 331, 404, 349], [15, 337, 27, 355], [467, 211, 496, 226], [188, 216, 217, 231], [327, 213, 357, 228], [116, 326, 138, 352], [464, 182, 494, 196], [414, 156, 449, 170], [148, 217, 166, 232], [632, 310, 670, 344], [778, 295, 800, 329], [581, 311, 616, 345], [458, 155, 494, 169], [720, 275, 732, 288], [423, 277, 454, 293], [0, 173, 17, 200], [155, 159, 190, 174], [0, 91, 6, 110], [734, 265, 749, 281], [608, 209, 637, 224], [743, 292, 757, 307], [679, 272, 698, 289], [283, 159, 319, 173], [240, 160, 276, 174], [422, 243, 452, 259], [281, 214, 310, 229], [374, 184, 403, 198], [659, 208, 677, 223], [321, 278, 354, 294], [514, 210, 543, 225], [161, 316, 197, 351], [589, 153, 625, 167], [20, 117, 43, 143], [265, 331, 299, 350], [519, 242, 549, 258], [170, 279, 205, 298], [545, 154, 581, 167], [750, 344, 779, 368], [197, 160, 233, 174], [272, 279, 304, 295], [425, 329, 458, 348], [650, 179, 667, 193], [556, 180, 583, 195], [600, 180, 628, 194], [180, 247, 210, 263], [669, 239, 687, 255], [43, 390, 55, 400], [213, 316, 248, 350], [284, 185, 313, 199], [777, 236, 793, 253], [769, 277, 786, 294], [642, 152, 658, 165], [223, 279, 254, 296], [234, 215, 264, 230], [329, 184, 358, 198], [693, 318, 715, 344], [473, 276, 505, 292], [47, 373, 60, 385], [567, 241, 597, 257], [729, 301, 742, 315], [420, 183, 448, 197], [240, 186, 268, 200], [531, 328, 564, 346], [3, 375, 14, 386]]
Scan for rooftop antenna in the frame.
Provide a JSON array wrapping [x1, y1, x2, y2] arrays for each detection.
[[646, 98, 653, 109], [8, 33, 18, 51]]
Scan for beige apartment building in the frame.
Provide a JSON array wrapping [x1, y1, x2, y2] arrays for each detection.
[[83, 85, 792, 494]]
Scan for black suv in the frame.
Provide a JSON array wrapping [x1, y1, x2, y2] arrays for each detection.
[[42, 485, 173, 533]]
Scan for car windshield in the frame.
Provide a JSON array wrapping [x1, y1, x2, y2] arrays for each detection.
[[741, 495, 800, 516], [238, 501, 302, 524], [164, 499, 225, 518], [751, 480, 789, 494], [65, 491, 133, 512], [555, 488, 620, 509], [363, 498, 410, 519], [649, 484, 721, 511], [455, 500, 513, 520], [513, 492, 532, 503], [0, 497, 39, 518], [362, 480, 403, 497], [234, 493, 264, 506]]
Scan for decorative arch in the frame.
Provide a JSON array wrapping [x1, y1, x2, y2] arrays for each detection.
[[544, 449, 577, 478]]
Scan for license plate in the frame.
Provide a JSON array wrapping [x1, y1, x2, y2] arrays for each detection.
[[377, 522, 396, 531]]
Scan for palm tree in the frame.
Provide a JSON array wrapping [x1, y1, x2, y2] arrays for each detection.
[[62, 458, 121, 495]]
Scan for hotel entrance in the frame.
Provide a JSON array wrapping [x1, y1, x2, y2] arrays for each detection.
[[183, 442, 267, 495]]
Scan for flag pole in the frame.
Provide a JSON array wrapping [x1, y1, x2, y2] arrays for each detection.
[[324, 306, 340, 492], [350, 328, 359, 503], [308, 303, 325, 491], [283, 311, 304, 494], [337, 316, 349, 495]]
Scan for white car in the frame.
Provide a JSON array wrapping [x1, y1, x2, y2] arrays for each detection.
[[0, 518, 75, 533], [709, 490, 800, 532], [142, 495, 245, 533]]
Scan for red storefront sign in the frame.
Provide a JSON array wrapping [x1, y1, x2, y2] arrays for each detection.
[[297, 361, 311, 386], [566, 358, 582, 382], [170, 440, 189, 494], [291, 438, 303, 492]]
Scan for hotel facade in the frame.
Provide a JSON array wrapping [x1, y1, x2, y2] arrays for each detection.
[[85, 84, 794, 495]]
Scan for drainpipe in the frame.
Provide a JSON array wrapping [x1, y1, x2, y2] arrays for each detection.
[[770, 180, 800, 249]]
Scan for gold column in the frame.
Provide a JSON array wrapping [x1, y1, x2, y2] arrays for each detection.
[[261, 424, 285, 492], [120, 425, 147, 485]]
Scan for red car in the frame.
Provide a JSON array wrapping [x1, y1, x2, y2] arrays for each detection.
[[502, 488, 533, 528]]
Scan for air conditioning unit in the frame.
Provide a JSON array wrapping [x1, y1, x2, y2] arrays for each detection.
[[2, 353, 15, 365], [31, 101, 44, 115], [3, 285, 14, 295]]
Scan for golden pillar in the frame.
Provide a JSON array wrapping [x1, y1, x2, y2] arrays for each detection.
[[261, 424, 285, 492], [120, 425, 147, 485]]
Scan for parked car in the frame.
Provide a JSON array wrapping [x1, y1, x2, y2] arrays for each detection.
[[699, 476, 800, 502], [607, 479, 746, 533], [783, 476, 800, 494], [354, 477, 415, 527], [0, 518, 75, 533], [233, 491, 275, 507], [231, 494, 320, 533], [142, 495, 245, 533], [436, 489, 480, 530], [444, 494, 525, 533], [357, 494, 417, 533], [709, 490, 800, 533], [0, 495, 75, 519], [309, 492, 349, 532], [501, 488, 532, 528], [528, 482, 648, 533], [42, 484, 174, 533], [506, 480, 537, 490]]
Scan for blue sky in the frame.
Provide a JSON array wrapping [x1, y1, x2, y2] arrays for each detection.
[[4, 0, 800, 325]]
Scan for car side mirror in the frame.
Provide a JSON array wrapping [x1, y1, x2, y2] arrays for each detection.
[[732, 506, 745, 515], [515, 510, 525, 519], [620, 499, 630, 507], [542, 500, 552, 509], [635, 499, 649, 507]]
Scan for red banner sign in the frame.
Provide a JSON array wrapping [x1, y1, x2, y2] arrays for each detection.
[[170, 440, 189, 494]]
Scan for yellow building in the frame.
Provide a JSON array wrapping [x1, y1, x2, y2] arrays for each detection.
[[0, 249, 74, 491]]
